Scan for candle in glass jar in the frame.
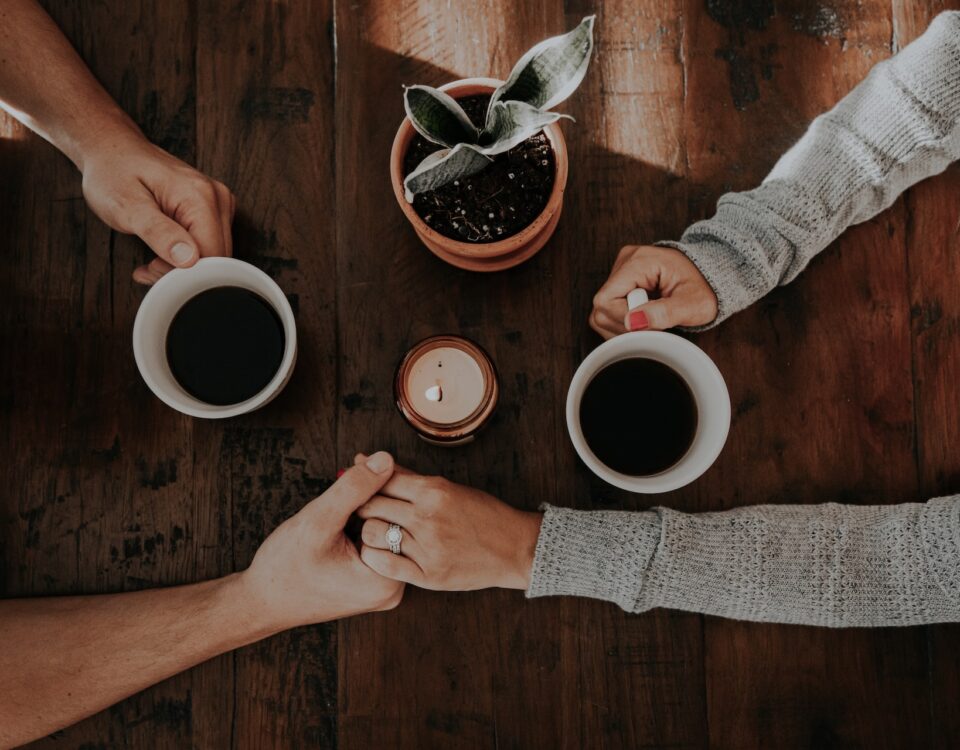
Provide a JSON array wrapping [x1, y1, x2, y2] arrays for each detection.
[[394, 335, 498, 445]]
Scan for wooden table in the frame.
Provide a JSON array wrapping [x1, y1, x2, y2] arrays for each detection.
[[3, 1, 959, 747]]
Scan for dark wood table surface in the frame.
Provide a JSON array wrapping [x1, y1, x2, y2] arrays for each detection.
[[3, 1, 960, 747]]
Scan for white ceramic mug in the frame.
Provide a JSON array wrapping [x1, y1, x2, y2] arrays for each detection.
[[133, 257, 297, 419], [566, 290, 730, 493]]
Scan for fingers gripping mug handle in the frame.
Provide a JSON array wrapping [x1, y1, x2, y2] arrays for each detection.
[[627, 288, 649, 311]]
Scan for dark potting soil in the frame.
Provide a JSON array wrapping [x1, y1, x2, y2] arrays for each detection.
[[402, 94, 556, 243]]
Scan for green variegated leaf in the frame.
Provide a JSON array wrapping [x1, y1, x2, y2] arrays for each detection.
[[404, 85, 479, 148], [403, 143, 493, 201], [480, 100, 572, 155], [487, 15, 595, 128]]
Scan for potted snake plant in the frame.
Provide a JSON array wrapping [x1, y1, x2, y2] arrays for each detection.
[[390, 17, 595, 271]]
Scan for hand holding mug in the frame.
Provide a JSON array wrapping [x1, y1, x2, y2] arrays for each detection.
[[590, 245, 718, 338], [354, 457, 542, 591], [79, 128, 235, 285], [238, 452, 405, 633]]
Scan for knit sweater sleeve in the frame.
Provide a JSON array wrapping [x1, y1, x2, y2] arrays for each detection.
[[660, 11, 960, 328], [526, 496, 960, 627]]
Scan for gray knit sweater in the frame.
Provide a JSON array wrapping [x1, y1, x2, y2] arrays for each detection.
[[527, 13, 960, 626]]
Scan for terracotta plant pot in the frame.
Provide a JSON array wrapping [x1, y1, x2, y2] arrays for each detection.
[[390, 77, 569, 272]]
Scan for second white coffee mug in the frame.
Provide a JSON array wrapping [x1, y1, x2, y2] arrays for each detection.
[[566, 294, 730, 493]]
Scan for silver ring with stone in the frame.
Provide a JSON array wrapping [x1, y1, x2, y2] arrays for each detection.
[[385, 523, 403, 555]]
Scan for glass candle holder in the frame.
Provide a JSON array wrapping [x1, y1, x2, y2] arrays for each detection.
[[394, 335, 499, 445]]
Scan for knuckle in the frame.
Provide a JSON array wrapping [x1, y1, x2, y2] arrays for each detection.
[[420, 515, 440, 537], [421, 477, 448, 504], [134, 211, 160, 234], [626, 253, 649, 271], [696, 296, 718, 323], [435, 563, 454, 586], [384, 556, 403, 578], [191, 178, 217, 202], [378, 592, 402, 611], [216, 181, 235, 202], [360, 520, 379, 546], [414, 505, 436, 527]]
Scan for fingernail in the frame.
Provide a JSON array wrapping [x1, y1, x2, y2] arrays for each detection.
[[336, 469, 346, 479], [365, 452, 392, 474], [628, 310, 649, 331], [170, 242, 195, 265]]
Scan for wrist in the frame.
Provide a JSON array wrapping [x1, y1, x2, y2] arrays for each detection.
[[218, 571, 288, 643], [501, 510, 543, 590], [66, 108, 145, 172]]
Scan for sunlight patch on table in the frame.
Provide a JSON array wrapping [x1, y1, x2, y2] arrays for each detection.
[[0, 111, 27, 140]]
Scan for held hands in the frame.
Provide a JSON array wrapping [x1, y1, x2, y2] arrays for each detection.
[[354, 456, 543, 591], [78, 128, 235, 285], [237, 452, 404, 634], [590, 245, 718, 338]]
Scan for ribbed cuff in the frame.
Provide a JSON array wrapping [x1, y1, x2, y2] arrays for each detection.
[[526, 504, 662, 612], [655, 238, 750, 332], [920, 494, 960, 601]]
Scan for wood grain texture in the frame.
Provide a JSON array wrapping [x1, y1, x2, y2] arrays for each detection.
[[2, 0, 959, 748], [195, 0, 339, 747]]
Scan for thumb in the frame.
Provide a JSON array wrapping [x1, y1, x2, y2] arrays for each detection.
[[626, 298, 692, 331], [127, 203, 199, 269], [353, 452, 415, 476], [310, 451, 395, 524]]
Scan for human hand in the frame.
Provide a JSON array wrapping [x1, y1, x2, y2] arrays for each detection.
[[238, 451, 405, 634], [354, 457, 543, 591], [590, 245, 718, 338], [78, 129, 235, 285]]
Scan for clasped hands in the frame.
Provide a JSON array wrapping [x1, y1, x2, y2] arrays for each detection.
[[237, 451, 544, 631]]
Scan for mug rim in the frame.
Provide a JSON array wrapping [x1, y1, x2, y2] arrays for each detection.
[[566, 331, 730, 493], [132, 257, 298, 419]]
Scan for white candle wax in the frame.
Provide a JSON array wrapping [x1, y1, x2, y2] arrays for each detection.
[[405, 346, 485, 424]]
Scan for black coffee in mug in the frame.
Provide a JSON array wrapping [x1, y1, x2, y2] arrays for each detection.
[[165, 286, 285, 406], [579, 357, 698, 476]]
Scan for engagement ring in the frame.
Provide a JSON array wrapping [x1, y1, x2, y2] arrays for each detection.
[[385, 524, 403, 555]]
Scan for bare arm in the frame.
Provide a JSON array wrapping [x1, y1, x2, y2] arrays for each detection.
[[0, 0, 138, 167], [0, 453, 403, 747], [0, 0, 234, 284], [0, 576, 267, 747]]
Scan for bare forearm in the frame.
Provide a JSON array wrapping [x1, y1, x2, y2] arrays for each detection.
[[0, 573, 274, 747], [0, 0, 141, 166]]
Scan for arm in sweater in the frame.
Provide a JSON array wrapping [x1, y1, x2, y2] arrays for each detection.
[[661, 11, 960, 326], [527, 496, 960, 626], [529, 16, 960, 626]]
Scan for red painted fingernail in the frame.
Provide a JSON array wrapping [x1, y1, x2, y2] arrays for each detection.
[[336, 468, 346, 478], [628, 310, 649, 331]]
